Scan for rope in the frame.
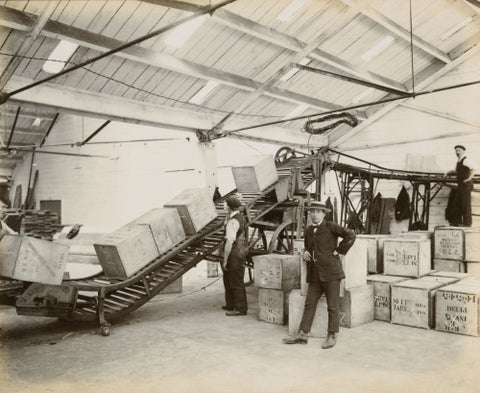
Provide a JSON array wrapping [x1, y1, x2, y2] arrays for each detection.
[[303, 112, 358, 135]]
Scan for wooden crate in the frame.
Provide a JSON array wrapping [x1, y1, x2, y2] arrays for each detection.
[[258, 288, 290, 325], [0, 234, 69, 285], [231, 155, 279, 192], [357, 234, 390, 274], [288, 289, 327, 337], [435, 283, 480, 336], [383, 238, 431, 277], [252, 254, 300, 290], [341, 237, 368, 289], [367, 274, 410, 322], [434, 226, 480, 262], [339, 285, 374, 328], [467, 262, 480, 280], [433, 258, 466, 273], [94, 225, 159, 279], [121, 208, 186, 255], [459, 278, 480, 287], [164, 188, 218, 235], [391, 278, 447, 329], [428, 271, 472, 280]]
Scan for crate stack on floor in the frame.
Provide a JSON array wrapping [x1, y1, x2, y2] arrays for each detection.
[[252, 236, 375, 336], [432, 226, 480, 336], [365, 227, 480, 337]]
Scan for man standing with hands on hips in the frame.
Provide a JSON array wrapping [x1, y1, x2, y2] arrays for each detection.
[[283, 201, 356, 349]]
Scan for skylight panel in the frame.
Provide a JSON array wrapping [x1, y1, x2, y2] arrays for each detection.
[[280, 57, 311, 82], [189, 81, 219, 105], [277, 0, 309, 22], [441, 17, 474, 40], [361, 36, 394, 62], [351, 88, 374, 104], [165, 15, 207, 48], [42, 40, 79, 74], [282, 104, 309, 120]]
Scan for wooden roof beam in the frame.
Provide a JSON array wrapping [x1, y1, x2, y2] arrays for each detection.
[[212, 8, 407, 93], [0, 1, 57, 90], [339, 0, 452, 64], [0, 5, 351, 117], [4, 76, 326, 147], [329, 43, 480, 147]]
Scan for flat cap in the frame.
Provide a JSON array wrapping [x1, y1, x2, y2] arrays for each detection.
[[454, 145, 466, 151], [226, 195, 242, 210]]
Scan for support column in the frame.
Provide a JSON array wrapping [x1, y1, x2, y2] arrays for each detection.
[[198, 141, 218, 198], [198, 141, 220, 277]]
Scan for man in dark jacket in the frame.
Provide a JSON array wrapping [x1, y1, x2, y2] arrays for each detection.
[[444, 145, 476, 227], [222, 195, 248, 316], [283, 201, 356, 349]]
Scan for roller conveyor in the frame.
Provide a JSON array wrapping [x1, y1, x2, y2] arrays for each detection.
[[1, 152, 322, 335]]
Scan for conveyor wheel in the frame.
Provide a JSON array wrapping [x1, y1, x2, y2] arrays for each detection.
[[268, 219, 297, 254], [275, 146, 296, 165]]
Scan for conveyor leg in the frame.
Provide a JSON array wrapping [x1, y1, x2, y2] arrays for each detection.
[[96, 288, 111, 336]]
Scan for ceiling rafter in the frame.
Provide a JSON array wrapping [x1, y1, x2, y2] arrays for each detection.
[[0, 5, 363, 118], [1, 127, 46, 137], [0, 1, 57, 90], [214, 30, 344, 134], [329, 42, 480, 147], [212, 8, 407, 92], [4, 76, 327, 148], [400, 102, 480, 128], [339, 0, 452, 64]]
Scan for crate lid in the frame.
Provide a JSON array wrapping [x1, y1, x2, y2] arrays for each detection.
[[419, 276, 459, 285], [437, 283, 480, 294], [392, 278, 446, 290], [367, 274, 410, 284], [429, 271, 473, 279]]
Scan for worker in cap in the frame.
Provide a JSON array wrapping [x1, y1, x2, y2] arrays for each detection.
[[283, 200, 355, 349], [221, 195, 249, 316], [444, 144, 477, 227]]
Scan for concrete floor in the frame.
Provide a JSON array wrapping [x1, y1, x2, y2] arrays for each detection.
[[1, 262, 480, 393]]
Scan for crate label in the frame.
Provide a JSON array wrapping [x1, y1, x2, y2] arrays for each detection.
[[435, 230, 463, 260], [438, 291, 478, 334], [374, 294, 389, 310], [258, 264, 282, 287], [385, 248, 418, 267]]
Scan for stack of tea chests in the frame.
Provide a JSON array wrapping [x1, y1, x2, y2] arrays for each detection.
[[366, 228, 480, 336], [253, 254, 301, 326], [432, 226, 480, 336], [259, 237, 374, 338]]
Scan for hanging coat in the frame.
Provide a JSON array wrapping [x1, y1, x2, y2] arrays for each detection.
[[395, 186, 410, 221]]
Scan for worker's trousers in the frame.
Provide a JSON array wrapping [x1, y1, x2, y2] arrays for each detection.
[[457, 182, 473, 227], [222, 251, 248, 313], [299, 279, 340, 334]]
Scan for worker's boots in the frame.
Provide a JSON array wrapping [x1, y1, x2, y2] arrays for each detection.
[[321, 332, 336, 349], [282, 330, 308, 344]]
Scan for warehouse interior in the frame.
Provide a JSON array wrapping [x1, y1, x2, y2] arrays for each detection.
[[1, 0, 480, 392]]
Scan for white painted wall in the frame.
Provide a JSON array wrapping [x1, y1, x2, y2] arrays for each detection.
[[10, 114, 286, 228]]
